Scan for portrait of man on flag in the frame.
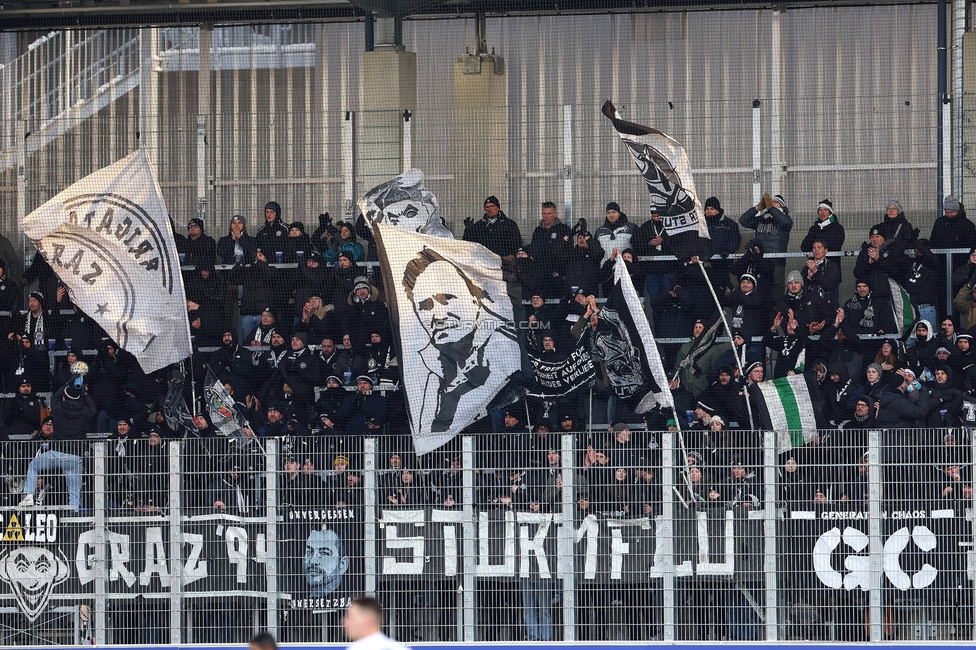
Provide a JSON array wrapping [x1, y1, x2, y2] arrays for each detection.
[[402, 246, 517, 435], [374, 222, 522, 454]]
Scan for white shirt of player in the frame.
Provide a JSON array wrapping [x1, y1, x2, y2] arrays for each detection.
[[349, 631, 409, 650]]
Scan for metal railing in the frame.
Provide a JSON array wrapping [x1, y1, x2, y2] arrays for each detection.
[[0, 430, 970, 644]]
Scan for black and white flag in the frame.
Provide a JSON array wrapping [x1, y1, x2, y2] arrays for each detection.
[[357, 169, 454, 238], [373, 222, 522, 454], [589, 258, 674, 412], [22, 149, 192, 373], [602, 99, 712, 261], [204, 367, 252, 443]]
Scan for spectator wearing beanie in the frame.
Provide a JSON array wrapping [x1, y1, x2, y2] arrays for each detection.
[[929, 195, 976, 296], [738, 191, 792, 292], [21, 250, 61, 310], [338, 374, 388, 436], [329, 251, 361, 304], [279, 332, 319, 411], [217, 214, 257, 265], [339, 276, 389, 351], [2, 321, 51, 393], [334, 333, 366, 382], [593, 201, 637, 265], [51, 382, 97, 440], [703, 196, 741, 295], [12, 290, 54, 349], [776, 269, 831, 333], [800, 199, 845, 253], [462, 195, 524, 260], [18, 415, 86, 508], [563, 227, 604, 297], [255, 200, 289, 251], [3, 378, 43, 437], [843, 280, 895, 336], [184, 218, 217, 269], [282, 221, 312, 264], [723, 273, 767, 340], [876, 200, 914, 251], [931, 195, 976, 272], [854, 225, 909, 301], [244, 307, 279, 346], [730, 238, 775, 305]]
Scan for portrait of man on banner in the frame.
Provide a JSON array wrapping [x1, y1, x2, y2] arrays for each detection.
[[402, 247, 518, 435], [303, 527, 349, 599]]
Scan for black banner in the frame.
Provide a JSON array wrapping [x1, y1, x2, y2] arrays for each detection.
[[280, 506, 363, 612], [783, 505, 971, 600], [525, 342, 595, 398]]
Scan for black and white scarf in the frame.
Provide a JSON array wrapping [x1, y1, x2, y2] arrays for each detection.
[[24, 311, 44, 348]]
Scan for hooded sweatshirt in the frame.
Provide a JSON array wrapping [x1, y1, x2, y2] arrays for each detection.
[[50, 385, 97, 440], [255, 201, 290, 252]]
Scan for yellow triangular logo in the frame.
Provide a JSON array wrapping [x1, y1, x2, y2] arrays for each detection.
[[2, 514, 24, 542]]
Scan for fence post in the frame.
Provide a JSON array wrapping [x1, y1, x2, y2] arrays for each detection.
[[402, 110, 412, 169], [563, 104, 573, 223], [461, 436, 477, 642], [264, 438, 278, 637], [168, 440, 182, 644], [342, 111, 356, 221], [92, 442, 107, 646], [868, 429, 884, 642], [559, 432, 576, 640], [762, 430, 778, 640], [661, 431, 675, 641], [971, 431, 976, 641], [752, 99, 762, 205], [946, 250, 954, 316], [363, 437, 377, 597]]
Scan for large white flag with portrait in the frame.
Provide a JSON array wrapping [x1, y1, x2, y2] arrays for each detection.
[[22, 149, 191, 373], [373, 222, 521, 455]]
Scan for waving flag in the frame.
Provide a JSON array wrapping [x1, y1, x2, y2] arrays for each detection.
[[22, 149, 191, 373], [889, 278, 918, 337], [755, 374, 823, 452], [204, 367, 251, 443], [373, 222, 522, 455], [590, 259, 674, 412], [602, 99, 712, 261]]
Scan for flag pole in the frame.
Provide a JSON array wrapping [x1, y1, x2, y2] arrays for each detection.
[[695, 259, 755, 430]]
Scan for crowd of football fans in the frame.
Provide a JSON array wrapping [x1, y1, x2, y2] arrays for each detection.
[[1, 192, 975, 641]]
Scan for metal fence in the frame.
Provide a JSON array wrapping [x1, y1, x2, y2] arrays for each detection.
[[0, 429, 971, 645]]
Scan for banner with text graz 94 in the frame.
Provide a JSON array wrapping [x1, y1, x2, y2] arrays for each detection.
[[21, 149, 191, 374]]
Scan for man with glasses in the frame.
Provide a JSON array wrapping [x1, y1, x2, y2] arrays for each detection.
[[184, 218, 217, 269]]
